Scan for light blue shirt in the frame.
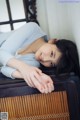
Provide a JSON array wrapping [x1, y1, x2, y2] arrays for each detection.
[[0, 22, 48, 79]]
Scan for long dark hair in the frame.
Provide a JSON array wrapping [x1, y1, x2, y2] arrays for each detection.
[[55, 39, 80, 77]]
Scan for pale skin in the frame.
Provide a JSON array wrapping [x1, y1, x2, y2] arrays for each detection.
[[7, 38, 62, 94]]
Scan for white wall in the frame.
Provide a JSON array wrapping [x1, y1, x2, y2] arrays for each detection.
[[69, 4, 80, 63], [37, 0, 80, 62], [37, 0, 49, 37]]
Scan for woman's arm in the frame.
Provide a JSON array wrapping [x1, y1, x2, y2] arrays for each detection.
[[1, 57, 54, 93], [0, 22, 54, 93], [7, 58, 54, 93], [0, 22, 41, 66], [12, 69, 54, 94]]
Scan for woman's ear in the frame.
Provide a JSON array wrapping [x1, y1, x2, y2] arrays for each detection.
[[48, 38, 58, 44]]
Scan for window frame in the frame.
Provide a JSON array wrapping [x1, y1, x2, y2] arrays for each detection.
[[0, 0, 38, 30]]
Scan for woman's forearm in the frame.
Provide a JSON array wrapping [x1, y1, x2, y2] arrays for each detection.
[[7, 58, 54, 94], [7, 58, 29, 71], [12, 70, 23, 79]]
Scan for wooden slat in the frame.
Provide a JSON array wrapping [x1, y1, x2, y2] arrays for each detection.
[[0, 91, 70, 120]]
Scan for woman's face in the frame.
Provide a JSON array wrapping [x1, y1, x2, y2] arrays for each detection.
[[35, 43, 62, 67]]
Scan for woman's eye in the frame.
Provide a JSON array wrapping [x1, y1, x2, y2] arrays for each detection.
[[50, 51, 53, 57]]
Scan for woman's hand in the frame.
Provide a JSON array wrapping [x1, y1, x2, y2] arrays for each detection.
[[18, 64, 54, 93], [7, 58, 54, 93], [12, 66, 54, 94], [39, 73, 54, 93]]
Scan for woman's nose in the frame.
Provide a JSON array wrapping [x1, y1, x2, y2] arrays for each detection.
[[41, 52, 48, 59], [42, 52, 48, 56], [42, 55, 51, 61]]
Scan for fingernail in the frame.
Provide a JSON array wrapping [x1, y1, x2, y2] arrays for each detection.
[[41, 88, 44, 93], [44, 89, 49, 94]]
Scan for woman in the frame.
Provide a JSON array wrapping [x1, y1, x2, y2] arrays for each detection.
[[0, 22, 79, 93]]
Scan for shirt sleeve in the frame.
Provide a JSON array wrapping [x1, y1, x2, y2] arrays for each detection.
[[1, 66, 16, 79], [0, 22, 44, 66]]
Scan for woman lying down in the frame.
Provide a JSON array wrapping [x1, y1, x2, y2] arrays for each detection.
[[0, 22, 79, 93]]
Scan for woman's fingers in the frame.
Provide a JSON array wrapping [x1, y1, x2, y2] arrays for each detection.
[[35, 72, 54, 93], [21, 66, 54, 93], [23, 72, 36, 88], [47, 82, 54, 93], [35, 67, 42, 75], [28, 71, 48, 93], [30, 75, 45, 93], [40, 74, 54, 93], [24, 76, 34, 87], [41, 73, 53, 84], [32, 71, 50, 93]]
